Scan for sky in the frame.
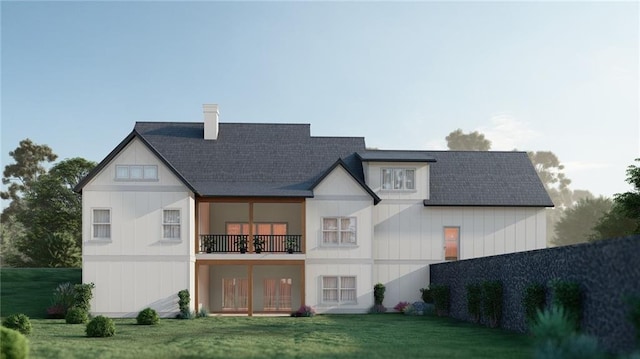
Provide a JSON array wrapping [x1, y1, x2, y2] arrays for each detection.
[[1, 1, 638, 200]]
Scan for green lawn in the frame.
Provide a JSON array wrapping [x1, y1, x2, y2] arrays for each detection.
[[26, 315, 533, 359], [0, 268, 82, 318]]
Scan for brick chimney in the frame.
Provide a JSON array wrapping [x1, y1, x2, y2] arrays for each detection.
[[203, 104, 219, 140]]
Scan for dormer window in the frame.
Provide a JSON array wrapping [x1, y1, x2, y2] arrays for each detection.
[[382, 168, 415, 190]]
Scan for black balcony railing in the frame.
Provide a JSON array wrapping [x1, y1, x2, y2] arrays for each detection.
[[199, 234, 302, 254]]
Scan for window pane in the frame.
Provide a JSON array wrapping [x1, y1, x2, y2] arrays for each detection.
[[273, 224, 287, 235], [323, 218, 338, 230], [163, 225, 180, 238], [93, 209, 110, 224], [144, 165, 158, 179], [340, 289, 357, 302], [405, 169, 415, 190], [382, 169, 393, 189], [323, 289, 338, 302], [394, 169, 403, 189], [264, 279, 277, 310], [116, 166, 129, 179], [444, 227, 459, 260], [323, 276, 338, 288], [130, 166, 143, 179], [279, 278, 292, 310], [256, 223, 272, 235], [341, 276, 356, 289], [226, 223, 242, 235], [164, 210, 180, 224], [93, 224, 110, 238]]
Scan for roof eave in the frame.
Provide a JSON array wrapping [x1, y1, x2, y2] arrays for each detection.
[[310, 158, 381, 205]]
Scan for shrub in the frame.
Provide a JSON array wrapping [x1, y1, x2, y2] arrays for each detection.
[[73, 283, 95, 313], [373, 283, 386, 305], [2, 314, 32, 335], [86, 315, 115, 337], [531, 306, 604, 359], [523, 283, 546, 324], [0, 326, 29, 359], [177, 289, 190, 319], [466, 283, 482, 323], [394, 301, 410, 313], [368, 304, 387, 314], [50, 282, 75, 317], [65, 308, 89, 324], [291, 305, 315, 317], [482, 280, 503, 328], [420, 286, 433, 304], [136, 308, 159, 325], [431, 284, 450, 316], [550, 280, 582, 330], [404, 302, 429, 316]]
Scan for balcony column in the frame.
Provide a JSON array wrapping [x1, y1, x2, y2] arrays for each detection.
[[248, 202, 254, 253]]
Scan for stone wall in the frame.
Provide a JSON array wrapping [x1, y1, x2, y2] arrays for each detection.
[[430, 235, 640, 353]]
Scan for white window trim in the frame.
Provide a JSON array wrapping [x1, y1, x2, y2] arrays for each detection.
[[91, 208, 112, 241], [381, 167, 416, 191], [321, 217, 357, 247], [321, 276, 357, 304], [115, 164, 159, 181], [162, 208, 181, 241]]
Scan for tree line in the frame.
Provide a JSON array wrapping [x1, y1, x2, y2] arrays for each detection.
[[1, 139, 96, 267], [446, 129, 640, 246]]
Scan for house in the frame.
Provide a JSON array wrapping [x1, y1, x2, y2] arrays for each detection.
[[75, 104, 553, 317]]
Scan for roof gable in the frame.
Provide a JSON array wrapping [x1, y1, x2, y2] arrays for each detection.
[[310, 158, 381, 204]]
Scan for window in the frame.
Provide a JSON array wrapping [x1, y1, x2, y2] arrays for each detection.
[[92, 209, 111, 239], [322, 276, 357, 304], [115, 165, 158, 180], [222, 278, 248, 310], [444, 227, 460, 261], [163, 209, 181, 239], [225, 223, 287, 235], [322, 217, 356, 245], [381, 168, 415, 190]]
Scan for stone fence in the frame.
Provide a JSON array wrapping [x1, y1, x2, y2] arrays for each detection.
[[430, 235, 640, 353]]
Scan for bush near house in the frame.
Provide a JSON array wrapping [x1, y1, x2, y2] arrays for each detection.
[[2, 313, 32, 335], [431, 284, 450, 317], [65, 307, 89, 324], [0, 326, 29, 359], [73, 283, 95, 313], [177, 290, 190, 319], [86, 316, 116, 337], [136, 308, 159, 325], [550, 280, 582, 330], [291, 305, 315, 317], [466, 283, 482, 323], [482, 281, 503, 328], [523, 283, 546, 325], [420, 286, 433, 304], [394, 301, 410, 313]]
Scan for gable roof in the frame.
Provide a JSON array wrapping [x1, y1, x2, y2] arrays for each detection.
[[77, 122, 368, 198], [77, 121, 552, 208], [420, 151, 554, 207], [310, 158, 381, 204]]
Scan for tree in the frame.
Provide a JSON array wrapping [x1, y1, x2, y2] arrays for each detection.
[[553, 197, 612, 246], [1, 139, 57, 221], [591, 158, 640, 240], [527, 151, 573, 209], [445, 129, 491, 151]]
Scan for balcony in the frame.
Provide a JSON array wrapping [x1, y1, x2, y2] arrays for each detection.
[[199, 234, 303, 254]]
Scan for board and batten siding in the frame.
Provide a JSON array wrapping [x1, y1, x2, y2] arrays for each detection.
[[305, 165, 375, 313], [373, 202, 546, 304], [82, 138, 195, 317]]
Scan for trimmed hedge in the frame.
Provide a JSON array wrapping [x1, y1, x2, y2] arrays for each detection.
[[0, 326, 29, 359], [86, 315, 115, 337], [136, 308, 159, 325], [2, 314, 32, 335], [65, 307, 89, 324]]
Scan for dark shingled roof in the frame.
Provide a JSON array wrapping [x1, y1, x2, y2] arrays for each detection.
[[76, 121, 552, 208], [419, 151, 554, 207], [132, 122, 367, 198]]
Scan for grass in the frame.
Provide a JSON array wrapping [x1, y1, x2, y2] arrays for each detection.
[[25, 315, 533, 359], [0, 268, 82, 318]]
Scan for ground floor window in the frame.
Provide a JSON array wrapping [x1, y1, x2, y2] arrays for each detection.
[[263, 278, 292, 311], [322, 276, 357, 304], [444, 227, 460, 261]]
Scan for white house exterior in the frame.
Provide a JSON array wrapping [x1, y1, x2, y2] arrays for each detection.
[[76, 104, 552, 317]]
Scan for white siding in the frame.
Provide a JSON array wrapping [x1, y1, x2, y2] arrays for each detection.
[[82, 137, 195, 317], [306, 165, 375, 313]]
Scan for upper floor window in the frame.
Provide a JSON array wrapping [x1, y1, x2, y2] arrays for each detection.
[[163, 209, 181, 240], [322, 217, 356, 245], [382, 168, 415, 190], [92, 209, 111, 239], [115, 165, 158, 181]]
